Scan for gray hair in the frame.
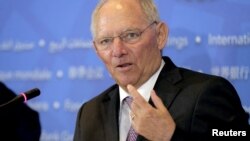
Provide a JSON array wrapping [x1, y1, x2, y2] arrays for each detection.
[[90, 0, 160, 38]]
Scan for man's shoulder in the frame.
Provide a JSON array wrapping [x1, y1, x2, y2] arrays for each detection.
[[84, 84, 119, 105], [161, 56, 230, 84], [76, 84, 119, 116], [179, 67, 233, 86]]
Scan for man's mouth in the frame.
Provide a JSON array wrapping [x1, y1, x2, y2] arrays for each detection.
[[116, 63, 133, 71], [117, 63, 132, 68]]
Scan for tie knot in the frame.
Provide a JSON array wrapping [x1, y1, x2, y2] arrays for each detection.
[[124, 96, 133, 107]]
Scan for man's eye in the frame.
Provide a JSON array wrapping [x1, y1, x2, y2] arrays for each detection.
[[99, 38, 113, 45], [123, 32, 140, 40]]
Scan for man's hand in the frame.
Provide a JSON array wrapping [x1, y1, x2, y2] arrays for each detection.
[[127, 84, 176, 141]]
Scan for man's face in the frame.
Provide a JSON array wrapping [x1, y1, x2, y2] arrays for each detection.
[[93, 0, 166, 89]]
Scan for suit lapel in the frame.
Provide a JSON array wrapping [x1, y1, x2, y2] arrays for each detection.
[[137, 57, 182, 141], [152, 56, 182, 108], [100, 86, 120, 141]]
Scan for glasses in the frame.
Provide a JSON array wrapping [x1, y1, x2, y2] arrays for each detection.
[[94, 21, 157, 51]]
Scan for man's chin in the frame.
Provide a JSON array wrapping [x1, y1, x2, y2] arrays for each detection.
[[116, 80, 133, 89]]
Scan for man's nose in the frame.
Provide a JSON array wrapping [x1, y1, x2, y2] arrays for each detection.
[[112, 37, 127, 57]]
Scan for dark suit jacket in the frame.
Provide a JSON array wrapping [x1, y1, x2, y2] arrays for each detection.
[[73, 56, 250, 141], [0, 82, 41, 141]]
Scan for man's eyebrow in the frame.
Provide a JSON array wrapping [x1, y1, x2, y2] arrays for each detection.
[[121, 27, 141, 32]]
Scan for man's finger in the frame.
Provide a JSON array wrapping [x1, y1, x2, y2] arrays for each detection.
[[127, 84, 149, 109], [127, 84, 140, 98]]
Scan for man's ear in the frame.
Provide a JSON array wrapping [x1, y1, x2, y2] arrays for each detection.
[[93, 41, 98, 53], [156, 22, 168, 50]]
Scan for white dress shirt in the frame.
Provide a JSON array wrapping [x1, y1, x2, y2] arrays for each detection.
[[119, 59, 165, 141]]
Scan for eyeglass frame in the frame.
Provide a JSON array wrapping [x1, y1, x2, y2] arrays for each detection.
[[93, 21, 158, 51]]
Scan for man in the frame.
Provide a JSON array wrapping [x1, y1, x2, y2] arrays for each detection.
[[74, 0, 249, 140], [0, 81, 41, 141]]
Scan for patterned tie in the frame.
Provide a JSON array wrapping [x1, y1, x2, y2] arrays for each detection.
[[124, 96, 138, 141]]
